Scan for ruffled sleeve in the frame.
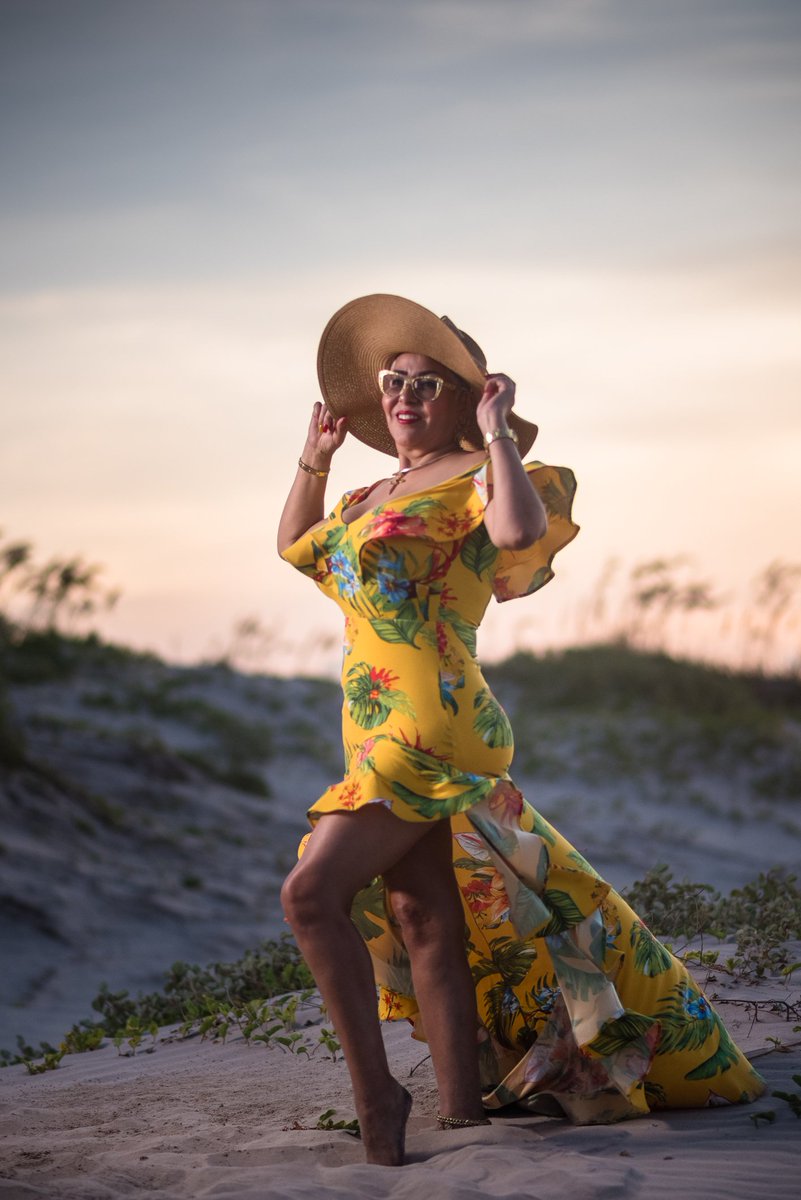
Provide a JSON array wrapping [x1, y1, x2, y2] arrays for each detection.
[[279, 523, 321, 578], [472, 460, 580, 603], [278, 491, 357, 601]]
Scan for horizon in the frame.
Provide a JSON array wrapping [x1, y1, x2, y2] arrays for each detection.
[[2, 0, 799, 675]]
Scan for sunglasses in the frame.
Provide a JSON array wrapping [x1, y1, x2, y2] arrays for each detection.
[[378, 370, 457, 403]]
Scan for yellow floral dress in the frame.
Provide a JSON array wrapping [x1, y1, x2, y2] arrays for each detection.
[[281, 459, 764, 1123]]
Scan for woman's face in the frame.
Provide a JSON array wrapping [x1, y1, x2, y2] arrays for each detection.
[[381, 353, 467, 452]]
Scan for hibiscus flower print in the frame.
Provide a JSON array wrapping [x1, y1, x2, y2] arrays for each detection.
[[354, 736, 377, 771], [360, 509, 429, 540], [435, 620, 449, 656], [328, 549, 360, 598], [434, 508, 481, 538], [682, 987, 712, 1021], [461, 869, 511, 927], [376, 550, 414, 605], [488, 779, 524, 821], [340, 779, 363, 809], [492, 573, 516, 602], [344, 662, 416, 729]]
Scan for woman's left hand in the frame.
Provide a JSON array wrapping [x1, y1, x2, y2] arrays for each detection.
[[476, 373, 516, 438]]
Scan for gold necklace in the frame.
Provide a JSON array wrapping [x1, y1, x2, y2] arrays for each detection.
[[386, 449, 460, 494]]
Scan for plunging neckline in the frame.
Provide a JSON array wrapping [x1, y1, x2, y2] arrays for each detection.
[[340, 458, 489, 527]]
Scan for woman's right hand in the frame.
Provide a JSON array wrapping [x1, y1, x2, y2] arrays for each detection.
[[303, 401, 347, 469]]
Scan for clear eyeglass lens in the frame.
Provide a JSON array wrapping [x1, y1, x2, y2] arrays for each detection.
[[411, 376, 441, 401], [381, 373, 405, 396], [380, 372, 443, 400]]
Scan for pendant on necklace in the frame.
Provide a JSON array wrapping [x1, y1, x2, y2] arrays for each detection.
[[386, 449, 459, 495], [387, 469, 411, 494]]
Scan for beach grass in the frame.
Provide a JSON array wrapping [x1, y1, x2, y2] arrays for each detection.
[[2, 617, 800, 1078]]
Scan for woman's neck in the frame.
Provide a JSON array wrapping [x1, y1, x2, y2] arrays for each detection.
[[395, 442, 463, 472]]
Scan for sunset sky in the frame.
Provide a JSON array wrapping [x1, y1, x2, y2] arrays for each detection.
[[2, 0, 799, 674]]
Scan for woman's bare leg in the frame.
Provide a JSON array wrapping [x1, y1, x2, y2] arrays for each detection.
[[384, 819, 486, 1123], [280, 806, 438, 1164]]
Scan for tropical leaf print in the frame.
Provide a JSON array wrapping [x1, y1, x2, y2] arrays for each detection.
[[392, 778, 491, 818], [526, 975, 560, 1016], [546, 952, 609, 1003], [473, 687, 514, 747], [567, 848, 595, 872], [396, 744, 465, 785], [509, 884, 550, 933], [439, 607, 478, 656], [652, 983, 718, 1056], [350, 878, 386, 941], [369, 597, 426, 645], [541, 889, 586, 935], [557, 465, 577, 501], [440, 668, 463, 715], [588, 1012, 657, 1058], [403, 496, 448, 518], [321, 523, 347, 555], [644, 1080, 667, 1108], [684, 1017, 740, 1081], [460, 527, 499, 580], [470, 936, 538, 986], [370, 617, 426, 646], [453, 830, 493, 863], [482, 980, 523, 1042], [630, 920, 673, 977], [540, 477, 573, 520], [525, 566, 552, 594], [344, 662, 416, 729], [530, 809, 557, 847], [469, 812, 520, 860]]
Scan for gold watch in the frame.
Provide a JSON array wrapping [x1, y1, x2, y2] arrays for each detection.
[[483, 428, 519, 448]]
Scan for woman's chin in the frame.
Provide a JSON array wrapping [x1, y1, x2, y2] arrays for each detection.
[[390, 425, 428, 449]]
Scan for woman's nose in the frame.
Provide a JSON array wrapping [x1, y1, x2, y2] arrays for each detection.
[[398, 380, 421, 402]]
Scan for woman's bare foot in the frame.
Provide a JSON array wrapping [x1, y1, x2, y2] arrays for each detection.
[[358, 1081, 413, 1166]]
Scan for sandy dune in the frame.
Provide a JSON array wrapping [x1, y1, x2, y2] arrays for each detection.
[[1, 953, 799, 1199]]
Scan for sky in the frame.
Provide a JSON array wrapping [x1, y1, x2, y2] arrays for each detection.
[[2, 0, 800, 675]]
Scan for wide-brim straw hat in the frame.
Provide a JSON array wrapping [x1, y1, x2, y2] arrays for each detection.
[[317, 294, 538, 457]]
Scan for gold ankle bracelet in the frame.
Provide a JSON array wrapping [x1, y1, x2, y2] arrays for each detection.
[[436, 1113, 491, 1129]]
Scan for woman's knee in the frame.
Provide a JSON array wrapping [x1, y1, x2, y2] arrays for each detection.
[[280, 865, 335, 931], [390, 888, 464, 951]]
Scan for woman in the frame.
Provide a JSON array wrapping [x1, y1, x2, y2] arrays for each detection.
[[278, 295, 763, 1167]]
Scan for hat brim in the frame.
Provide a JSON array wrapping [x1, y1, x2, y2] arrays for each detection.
[[317, 294, 538, 457]]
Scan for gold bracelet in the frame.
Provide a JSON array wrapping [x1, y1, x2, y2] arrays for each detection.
[[483, 428, 519, 448], [298, 456, 330, 478]]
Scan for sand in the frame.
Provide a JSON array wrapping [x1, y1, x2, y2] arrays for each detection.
[[1, 952, 799, 1199], [3, 654, 800, 1194], [4, 656, 800, 1051]]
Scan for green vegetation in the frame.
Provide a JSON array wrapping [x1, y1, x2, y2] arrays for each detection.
[[487, 644, 801, 791], [0, 933, 315, 1068], [488, 643, 801, 719], [773, 1075, 801, 1118], [5, 866, 801, 1075], [2, 530, 799, 1096], [622, 865, 801, 978]]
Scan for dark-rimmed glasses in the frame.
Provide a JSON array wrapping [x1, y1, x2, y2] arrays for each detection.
[[378, 370, 455, 402]]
